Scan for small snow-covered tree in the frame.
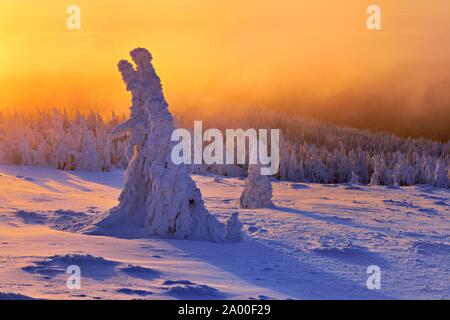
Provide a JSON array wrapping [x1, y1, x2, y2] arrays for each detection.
[[225, 212, 243, 242], [369, 172, 379, 186], [240, 164, 273, 208], [85, 48, 239, 242], [434, 159, 449, 188], [349, 171, 360, 184]]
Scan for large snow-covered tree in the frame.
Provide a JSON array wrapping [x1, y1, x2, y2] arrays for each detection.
[[85, 48, 240, 242]]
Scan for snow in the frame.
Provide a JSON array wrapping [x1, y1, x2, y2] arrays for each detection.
[[0, 165, 449, 299]]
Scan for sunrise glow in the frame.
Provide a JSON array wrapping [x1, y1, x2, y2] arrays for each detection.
[[1, 0, 449, 138]]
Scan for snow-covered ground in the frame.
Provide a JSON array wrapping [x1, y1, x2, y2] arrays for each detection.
[[0, 165, 448, 300]]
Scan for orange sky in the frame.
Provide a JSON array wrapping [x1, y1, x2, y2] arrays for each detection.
[[0, 0, 449, 139]]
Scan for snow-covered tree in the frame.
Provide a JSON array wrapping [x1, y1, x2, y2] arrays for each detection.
[[85, 48, 239, 242], [0, 94, 448, 188], [76, 117, 103, 171], [240, 164, 273, 208], [434, 159, 449, 188], [369, 172, 379, 186], [392, 173, 401, 189], [349, 171, 360, 184], [225, 212, 243, 242]]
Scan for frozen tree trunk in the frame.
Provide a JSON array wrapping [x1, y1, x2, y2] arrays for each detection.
[[240, 164, 273, 209], [85, 48, 239, 242]]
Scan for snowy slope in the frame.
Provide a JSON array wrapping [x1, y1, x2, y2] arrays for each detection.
[[0, 165, 448, 299]]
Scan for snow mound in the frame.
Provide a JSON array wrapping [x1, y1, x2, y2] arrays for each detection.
[[225, 212, 244, 242], [53, 209, 87, 217], [15, 210, 47, 224], [45, 254, 117, 265], [290, 183, 310, 190], [14, 209, 93, 232], [50, 210, 93, 232], [345, 185, 364, 191], [313, 245, 369, 256], [384, 199, 417, 208], [433, 200, 448, 206], [163, 278, 225, 298], [116, 288, 153, 296], [417, 208, 440, 215], [249, 294, 274, 300], [0, 292, 35, 300], [166, 283, 224, 299], [163, 279, 195, 285], [419, 194, 447, 201]]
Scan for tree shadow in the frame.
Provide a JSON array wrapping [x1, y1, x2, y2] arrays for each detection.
[[67, 170, 124, 189], [164, 238, 393, 300]]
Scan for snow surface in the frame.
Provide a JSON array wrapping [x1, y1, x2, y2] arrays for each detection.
[[0, 165, 448, 299]]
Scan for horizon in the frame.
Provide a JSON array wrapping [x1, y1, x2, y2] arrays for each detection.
[[1, 0, 449, 140]]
